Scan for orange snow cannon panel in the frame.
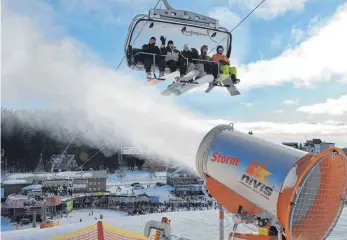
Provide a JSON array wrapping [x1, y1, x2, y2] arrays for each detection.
[[196, 124, 347, 240]]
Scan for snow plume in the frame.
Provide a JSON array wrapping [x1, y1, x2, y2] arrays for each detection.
[[1, 9, 211, 170]]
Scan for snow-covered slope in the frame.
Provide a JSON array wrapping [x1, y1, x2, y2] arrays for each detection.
[[2, 208, 347, 240]]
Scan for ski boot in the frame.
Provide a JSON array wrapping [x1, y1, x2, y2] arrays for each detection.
[[159, 71, 165, 78], [231, 74, 240, 84]]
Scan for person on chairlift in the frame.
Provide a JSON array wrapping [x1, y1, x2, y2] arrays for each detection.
[[159, 36, 181, 81], [141, 36, 166, 79], [180, 44, 205, 81], [211, 45, 240, 84]]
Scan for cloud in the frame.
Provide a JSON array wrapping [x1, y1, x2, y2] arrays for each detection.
[[4, 0, 150, 30], [207, 6, 249, 63], [283, 99, 300, 105], [287, 15, 327, 47], [236, 2, 347, 91], [52, 0, 157, 25], [276, 110, 284, 113], [208, 6, 241, 30], [230, 0, 312, 20], [297, 94, 347, 116], [291, 26, 305, 44], [2, 0, 346, 180], [207, 119, 347, 147], [2, 8, 214, 170], [241, 102, 253, 107]]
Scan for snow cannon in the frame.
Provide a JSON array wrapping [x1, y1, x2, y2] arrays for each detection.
[[196, 124, 347, 240]]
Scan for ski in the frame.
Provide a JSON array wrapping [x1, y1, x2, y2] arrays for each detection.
[[161, 70, 199, 96], [222, 77, 240, 96], [205, 76, 240, 96], [146, 71, 180, 86], [176, 74, 214, 96]]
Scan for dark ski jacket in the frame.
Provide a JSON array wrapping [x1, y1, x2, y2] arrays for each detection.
[[200, 53, 213, 66], [141, 43, 161, 55], [181, 49, 200, 64], [161, 46, 180, 62]]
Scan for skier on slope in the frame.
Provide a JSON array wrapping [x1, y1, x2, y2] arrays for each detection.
[[211, 45, 240, 84], [141, 37, 166, 79]]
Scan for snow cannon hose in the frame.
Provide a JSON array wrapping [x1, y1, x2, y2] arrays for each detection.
[[196, 124, 347, 240]]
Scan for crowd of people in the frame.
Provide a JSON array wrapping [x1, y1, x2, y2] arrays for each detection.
[[41, 184, 73, 197], [106, 197, 218, 216], [135, 36, 240, 85]]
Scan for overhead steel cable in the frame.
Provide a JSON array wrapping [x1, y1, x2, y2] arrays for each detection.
[[208, 0, 266, 55]]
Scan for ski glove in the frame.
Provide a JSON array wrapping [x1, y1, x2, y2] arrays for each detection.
[[160, 36, 166, 45]]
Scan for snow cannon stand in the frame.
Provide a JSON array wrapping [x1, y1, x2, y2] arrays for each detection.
[[144, 217, 171, 240], [196, 124, 347, 240]]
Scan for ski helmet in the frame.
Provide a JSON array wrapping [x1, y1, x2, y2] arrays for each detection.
[[216, 45, 224, 53]]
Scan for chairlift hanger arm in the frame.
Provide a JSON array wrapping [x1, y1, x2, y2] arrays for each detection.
[[149, 0, 219, 29], [162, 0, 174, 10]]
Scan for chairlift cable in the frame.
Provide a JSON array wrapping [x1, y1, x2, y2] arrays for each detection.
[[116, 0, 162, 70], [208, 0, 266, 55], [79, 149, 104, 170]]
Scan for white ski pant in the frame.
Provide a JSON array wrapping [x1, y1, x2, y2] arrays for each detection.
[[187, 63, 205, 78]]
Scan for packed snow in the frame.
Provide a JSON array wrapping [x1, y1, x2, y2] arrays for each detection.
[[1, 208, 347, 240], [2, 170, 346, 239]]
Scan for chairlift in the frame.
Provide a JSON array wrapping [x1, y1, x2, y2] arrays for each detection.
[[125, 0, 232, 74]]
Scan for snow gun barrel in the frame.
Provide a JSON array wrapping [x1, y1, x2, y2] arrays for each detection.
[[195, 124, 347, 240]]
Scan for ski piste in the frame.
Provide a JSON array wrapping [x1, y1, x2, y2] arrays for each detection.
[[145, 71, 180, 86], [205, 75, 240, 96], [175, 74, 214, 96], [161, 70, 199, 96]]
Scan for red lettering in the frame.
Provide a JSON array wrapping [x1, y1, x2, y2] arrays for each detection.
[[229, 157, 239, 166], [211, 152, 239, 167], [212, 152, 218, 162]]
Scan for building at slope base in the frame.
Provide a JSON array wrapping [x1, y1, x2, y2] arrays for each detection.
[[283, 138, 335, 154]]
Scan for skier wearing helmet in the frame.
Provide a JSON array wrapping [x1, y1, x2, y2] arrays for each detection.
[[212, 45, 240, 84]]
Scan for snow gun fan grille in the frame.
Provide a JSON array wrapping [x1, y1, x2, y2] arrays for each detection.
[[289, 152, 347, 240]]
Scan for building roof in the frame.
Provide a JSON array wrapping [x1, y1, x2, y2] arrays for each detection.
[[167, 166, 197, 176], [21, 185, 42, 191], [3, 179, 27, 185], [113, 193, 150, 198], [2, 170, 108, 185], [47, 154, 77, 171]]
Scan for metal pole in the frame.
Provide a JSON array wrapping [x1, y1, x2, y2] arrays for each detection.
[[42, 201, 46, 222], [162, 0, 175, 10], [153, 54, 157, 78], [278, 227, 283, 240], [32, 211, 37, 228], [219, 204, 224, 240]]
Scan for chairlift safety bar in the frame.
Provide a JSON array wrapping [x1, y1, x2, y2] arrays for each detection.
[[133, 51, 221, 76]]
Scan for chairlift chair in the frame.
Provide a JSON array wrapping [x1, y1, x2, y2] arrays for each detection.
[[124, 0, 232, 75]]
